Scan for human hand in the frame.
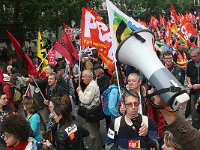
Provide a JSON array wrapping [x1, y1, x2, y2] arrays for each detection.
[[42, 139, 52, 149], [187, 83, 193, 89], [76, 86, 82, 93], [138, 122, 148, 136], [44, 99, 49, 106], [192, 84, 200, 90]]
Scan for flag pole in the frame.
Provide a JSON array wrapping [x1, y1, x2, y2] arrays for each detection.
[[113, 56, 122, 97], [37, 48, 52, 70], [78, 46, 82, 86], [25, 83, 30, 96], [30, 76, 46, 100]]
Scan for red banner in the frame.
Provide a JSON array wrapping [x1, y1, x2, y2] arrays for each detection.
[[138, 19, 148, 28], [81, 7, 114, 74], [7, 31, 38, 76], [80, 7, 112, 49], [150, 16, 158, 29], [0, 68, 4, 84], [166, 21, 171, 46], [159, 15, 166, 26], [170, 3, 178, 26], [178, 23, 197, 44], [53, 32, 79, 65]]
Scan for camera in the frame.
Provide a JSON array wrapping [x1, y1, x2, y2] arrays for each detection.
[[131, 114, 142, 132]]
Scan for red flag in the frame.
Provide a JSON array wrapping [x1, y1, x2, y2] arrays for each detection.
[[81, 7, 113, 74], [150, 16, 158, 29], [178, 13, 186, 25], [7, 31, 38, 76], [170, 3, 178, 26], [178, 23, 197, 44], [87, 7, 103, 20], [63, 22, 70, 31], [159, 15, 166, 26], [53, 32, 79, 65], [138, 19, 149, 28], [80, 7, 112, 49], [166, 21, 171, 46], [0, 68, 4, 84]]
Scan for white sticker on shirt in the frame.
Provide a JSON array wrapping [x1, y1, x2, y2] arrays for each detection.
[[65, 124, 77, 136], [107, 128, 115, 139], [34, 87, 40, 93]]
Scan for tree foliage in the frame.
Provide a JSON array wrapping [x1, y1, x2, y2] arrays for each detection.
[[0, 0, 197, 42]]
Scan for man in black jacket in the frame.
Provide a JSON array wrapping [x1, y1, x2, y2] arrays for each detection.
[[93, 64, 110, 95], [186, 46, 200, 130], [93, 64, 111, 131], [45, 72, 67, 104]]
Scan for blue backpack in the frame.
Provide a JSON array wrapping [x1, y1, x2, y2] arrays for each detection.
[[101, 86, 120, 116]]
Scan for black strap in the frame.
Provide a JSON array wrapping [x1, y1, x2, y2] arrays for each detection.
[[146, 86, 181, 99], [132, 32, 146, 43]]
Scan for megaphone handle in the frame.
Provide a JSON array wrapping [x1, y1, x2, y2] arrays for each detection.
[[132, 32, 146, 43]]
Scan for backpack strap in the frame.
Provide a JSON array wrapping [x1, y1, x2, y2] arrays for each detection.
[[114, 116, 122, 134], [114, 115, 148, 134], [142, 115, 148, 129]]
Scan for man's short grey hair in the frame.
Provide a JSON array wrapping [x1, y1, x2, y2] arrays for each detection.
[[83, 70, 93, 78], [122, 89, 139, 103], [189, 46, 200, 55], [128, 72, 143, 82]]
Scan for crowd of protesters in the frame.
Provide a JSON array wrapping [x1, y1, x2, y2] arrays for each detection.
[[0, 21, 200, 150]]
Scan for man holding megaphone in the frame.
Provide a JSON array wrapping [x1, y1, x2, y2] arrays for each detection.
[[116, 29, 190, 110], [115, 29, 199, 150]]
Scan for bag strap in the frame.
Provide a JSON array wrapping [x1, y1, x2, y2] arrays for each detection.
[[114, 116, 122, 135], [142, 115, 148, 129], [146, 86, 181, 99]]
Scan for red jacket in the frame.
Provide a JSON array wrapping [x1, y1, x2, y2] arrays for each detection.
[[146, 100, 164, 138]]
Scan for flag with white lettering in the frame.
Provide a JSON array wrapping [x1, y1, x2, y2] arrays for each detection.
[[81, 7, 114, 73]]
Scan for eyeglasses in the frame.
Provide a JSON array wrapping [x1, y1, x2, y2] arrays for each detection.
[[125, 102, 140, 107], [164, 57, 173, 60]]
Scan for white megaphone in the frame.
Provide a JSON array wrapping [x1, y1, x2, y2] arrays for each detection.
[[116, 29, 189, 110]]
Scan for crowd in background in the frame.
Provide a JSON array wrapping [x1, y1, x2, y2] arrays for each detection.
[[0, 24, 200, 150]]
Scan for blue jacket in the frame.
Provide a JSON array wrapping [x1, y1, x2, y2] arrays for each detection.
[[108, 84, 121, 117], [28, 113, 43, 142]]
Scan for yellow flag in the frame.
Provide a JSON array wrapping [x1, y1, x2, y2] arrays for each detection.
[[171, 24, 177, 34], [37, 32, 48, 66]]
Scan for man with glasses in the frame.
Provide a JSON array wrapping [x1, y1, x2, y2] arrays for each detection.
[[186, 46, 200, 130], [163, 50, 182, 82], [106, 90, 157, 150]]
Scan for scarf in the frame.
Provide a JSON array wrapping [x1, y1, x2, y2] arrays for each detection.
[[6, 140, 28, 150]]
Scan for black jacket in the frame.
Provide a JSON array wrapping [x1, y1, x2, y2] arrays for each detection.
[[46, 84, 67, 100], [186, 60, 200, 94], [96, 74, 110, 95], [49, 124, 87, 150], [31, 76, 69, 99]]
